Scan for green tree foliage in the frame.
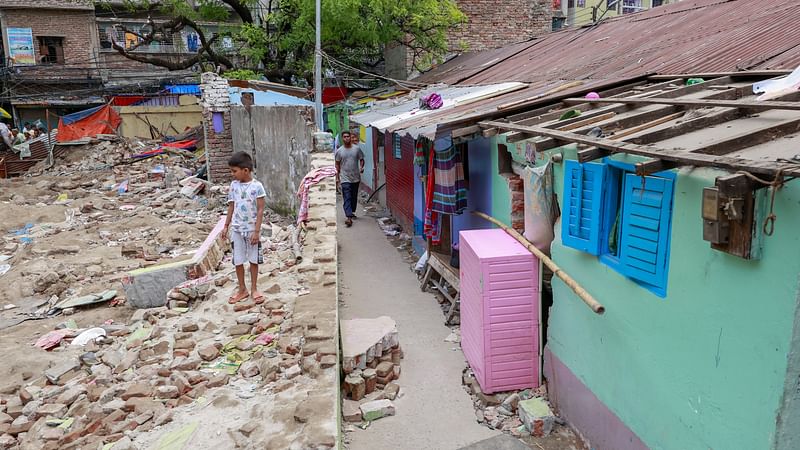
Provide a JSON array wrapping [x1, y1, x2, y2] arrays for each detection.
[[269, 0, 465, 76], [102, 0, 465, 83]]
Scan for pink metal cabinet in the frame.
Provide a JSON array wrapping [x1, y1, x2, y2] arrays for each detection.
[[459, 229, 540, 394]]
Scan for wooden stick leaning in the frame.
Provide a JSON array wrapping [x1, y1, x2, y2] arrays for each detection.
[[471, 211, 606, 315]]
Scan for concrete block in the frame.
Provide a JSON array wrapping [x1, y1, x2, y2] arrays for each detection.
[[341, 317, 398, 374], [518, 398, 555, 437], [123, 218, 228, 308], [342, 400, 362, 423], [359, 399, 395, 422]]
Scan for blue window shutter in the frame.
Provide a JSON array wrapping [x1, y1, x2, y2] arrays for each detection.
[[561, 160, 606, 255], [618, 173, 674, 287]]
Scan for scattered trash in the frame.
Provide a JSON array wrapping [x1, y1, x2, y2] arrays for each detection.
[[117, 179, 129, 194], [53, 289, 117, 311], [0, 264, 10, 276], [34, 329, 73, 350], [154, 422, 199, 450], [56, 193, 69, 202], [70, 327, 107, 347], [3, 304, 17, 310], [444, 331, 461, 343]]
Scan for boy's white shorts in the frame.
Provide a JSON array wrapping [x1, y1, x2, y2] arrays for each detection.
[[231, 231, 262, 266]]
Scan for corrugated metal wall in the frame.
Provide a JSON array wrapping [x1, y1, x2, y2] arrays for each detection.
[[384, 132, 415, 231]]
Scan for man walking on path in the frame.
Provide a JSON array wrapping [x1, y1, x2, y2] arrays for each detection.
[[335, 130, 364, 227]]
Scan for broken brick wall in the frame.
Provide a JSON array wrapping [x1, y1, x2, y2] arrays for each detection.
[[200, 73, 234, 184]]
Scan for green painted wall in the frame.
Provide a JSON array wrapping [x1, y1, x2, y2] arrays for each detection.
[[490, 137, 512, 227], [539, 144, 800, 450]]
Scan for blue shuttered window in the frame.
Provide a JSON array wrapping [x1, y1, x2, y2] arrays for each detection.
[[618, 174, 674, 289], [561, 160, 674, 297], [562, 160, 605, 255]]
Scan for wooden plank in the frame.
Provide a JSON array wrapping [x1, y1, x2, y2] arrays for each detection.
[[478, 120, 800, 178], [712, 174, 759, 259], [557, 111, 618, 131], [609, 112, 685, 140], [451, 124, 481, 139], [626, 108, 742, 144], [577, 147, 609, 162], [429, 252, 460, 289], [649, 70, 791, 80], [690, 116, 800, 155], [634, 159, 682, 176], [564, 97, 800, 111]]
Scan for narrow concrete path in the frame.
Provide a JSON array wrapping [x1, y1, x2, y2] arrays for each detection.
[[338, 202, 498, 450]]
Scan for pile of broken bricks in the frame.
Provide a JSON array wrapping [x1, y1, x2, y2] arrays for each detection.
[[0, 265, 331, 450], [340, 317, 403, 424], [462, 366, 560, 438]]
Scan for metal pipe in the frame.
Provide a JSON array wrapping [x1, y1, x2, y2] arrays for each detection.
[[314, 0, 323, 130]]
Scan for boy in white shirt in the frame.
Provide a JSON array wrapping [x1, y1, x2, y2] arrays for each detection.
[[222, 152, 267, 304]]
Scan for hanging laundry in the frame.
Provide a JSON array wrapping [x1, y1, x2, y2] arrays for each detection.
[[431, 145, 468, 214], [522, 162, 558, 255], [413, 141, 426, 166], [424, 149, 442, 245]]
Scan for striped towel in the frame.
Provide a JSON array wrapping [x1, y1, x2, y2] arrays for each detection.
[[431, 145, 468, 214]]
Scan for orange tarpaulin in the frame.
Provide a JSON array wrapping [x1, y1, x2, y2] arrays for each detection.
[[57, 104, 122, 142]]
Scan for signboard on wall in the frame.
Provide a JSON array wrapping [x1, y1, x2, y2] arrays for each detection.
[[7, 28, 35, 65]]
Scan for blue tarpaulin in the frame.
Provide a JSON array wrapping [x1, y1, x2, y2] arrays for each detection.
[[60, 105, 105, 125], [166, 85, 201, 95]]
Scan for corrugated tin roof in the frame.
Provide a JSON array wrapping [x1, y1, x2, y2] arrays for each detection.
[[376, 0, 800, 135], [459, 0, 800, 85], [351, 83, 526, 133]]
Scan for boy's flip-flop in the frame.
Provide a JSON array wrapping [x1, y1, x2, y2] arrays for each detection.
[[251, 293, 265, 304], [228, 291, 249, 304], [345, 218, 353, 227]]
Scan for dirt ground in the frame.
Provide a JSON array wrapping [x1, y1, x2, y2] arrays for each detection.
[[0, 139, 213, 394], [0, 145, 340, 449]]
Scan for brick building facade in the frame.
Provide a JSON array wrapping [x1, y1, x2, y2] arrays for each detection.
[[448, 0, 552, 53], [0, 1, 98, 68], [386, 0, 553, 79]]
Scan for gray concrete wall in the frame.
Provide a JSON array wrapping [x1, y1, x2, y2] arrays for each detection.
[[231, 105, 314, 215]]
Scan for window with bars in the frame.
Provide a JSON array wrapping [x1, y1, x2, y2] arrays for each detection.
[[37, 37, 64, 64], [393, 134, 402, 159]]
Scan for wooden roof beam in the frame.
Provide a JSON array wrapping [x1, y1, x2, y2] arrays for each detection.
[[478, 120, 800, 178], [634, 159, 683, 176], [690, 116, 800, 155], [564, 97, 800, 111]]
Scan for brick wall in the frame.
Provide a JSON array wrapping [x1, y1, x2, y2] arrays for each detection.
[[0, 8, 97, 64], [0, 0, 92, 9], [450, 0, 552, 52], [508, 175, 525, 233], [200, 73, 234, 184]]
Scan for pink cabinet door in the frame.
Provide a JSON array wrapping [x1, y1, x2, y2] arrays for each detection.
[[460, 229, 540, 394]]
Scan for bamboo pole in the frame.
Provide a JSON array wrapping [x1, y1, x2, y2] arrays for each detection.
[[472, 211, 605, 315]]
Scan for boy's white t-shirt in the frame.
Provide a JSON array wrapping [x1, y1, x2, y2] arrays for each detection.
[[227, 180, 266, 233]]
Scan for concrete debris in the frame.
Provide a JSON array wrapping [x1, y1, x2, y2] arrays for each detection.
[[340, 316, 400, 374], [518, 398, 556, 437], [0, 151, 339, 449], [359, 399, 396, 421], [462, 364, 557, 437]]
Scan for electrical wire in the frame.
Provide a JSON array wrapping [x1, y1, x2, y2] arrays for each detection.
[[319, 51, 430, 90]]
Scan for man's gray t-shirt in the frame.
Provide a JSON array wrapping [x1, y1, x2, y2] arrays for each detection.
[[335, 145, 365, 184]]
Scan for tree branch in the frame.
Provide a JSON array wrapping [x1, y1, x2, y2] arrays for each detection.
[[111, 17, 233, 70]]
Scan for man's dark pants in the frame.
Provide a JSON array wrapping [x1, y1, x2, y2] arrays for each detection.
[[341, 181, 360, 218]]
